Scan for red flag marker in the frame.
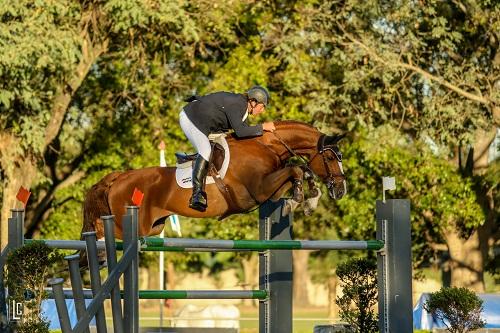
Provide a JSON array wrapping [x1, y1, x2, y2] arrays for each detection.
[[16, 186, 31, 207], [131, 188, 144, 206]]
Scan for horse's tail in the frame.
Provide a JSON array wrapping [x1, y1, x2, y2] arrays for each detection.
[[80, 171, 121, 267]]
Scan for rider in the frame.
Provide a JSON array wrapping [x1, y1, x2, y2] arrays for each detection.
[[179, 86, 276, 212]]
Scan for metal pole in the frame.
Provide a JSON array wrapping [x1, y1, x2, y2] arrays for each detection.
[[11, 208, 24, 248], [127, 206, 140, 333], [376, 199, 412, 333], [24, 239, 106, 250], [0, 209, 25, 332], [65, 254, 90, 333], [137, 290, 267, 299], [49, 289, 268, 300], [49, 278, 73, 333], [71, 244, 136, 333], [83, 231, 107, 333], [259, 199, 293, 333], [103, 215, 124, 333], [123, 207, 139, 333], [144, 238, 383, 251], [159, 229, 165, 328]]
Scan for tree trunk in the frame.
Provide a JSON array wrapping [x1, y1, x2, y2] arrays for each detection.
[[444, 127, 498, 291], [241, 254, 258, 307], [0, 134, 37, 251], [166, 261, 176, 310], [167, 261, 176, 290], [139, 267, 150, 290], [327, 273, 339, 319], [444, 227, 485, 292], [293, 250, 311, 306], [472, 127, 497, 173]]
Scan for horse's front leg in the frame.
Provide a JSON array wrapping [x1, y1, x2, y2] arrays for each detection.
[[305, 172, 319, 197], [254, 166, 304, 203], [302, 174, 322, 216]]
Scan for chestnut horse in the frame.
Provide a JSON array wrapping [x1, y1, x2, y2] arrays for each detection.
[[81, 121, 346, 241]]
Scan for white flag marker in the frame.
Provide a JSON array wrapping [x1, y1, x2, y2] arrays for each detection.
[[382, 176, 396, 202]]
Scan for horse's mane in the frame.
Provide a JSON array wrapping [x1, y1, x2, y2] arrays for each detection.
[[228, 120, 315, 138], [273, 120, 317, 130], [226, 120, 319, 144]]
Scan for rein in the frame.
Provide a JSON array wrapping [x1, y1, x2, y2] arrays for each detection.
[[272, 132, 311, 166]]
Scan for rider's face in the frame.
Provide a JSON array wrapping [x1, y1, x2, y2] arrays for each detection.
[[250, 101, 266, 115]]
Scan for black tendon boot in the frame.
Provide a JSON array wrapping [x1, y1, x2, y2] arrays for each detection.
[[189, 156, 209, 212]]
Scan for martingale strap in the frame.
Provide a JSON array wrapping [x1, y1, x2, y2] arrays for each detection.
[[208, 163, 236, 210]]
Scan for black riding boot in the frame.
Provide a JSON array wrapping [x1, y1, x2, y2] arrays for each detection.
[[189, 156, 209, 212]]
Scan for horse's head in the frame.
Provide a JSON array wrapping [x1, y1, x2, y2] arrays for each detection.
[[308, 134, 347, 199]]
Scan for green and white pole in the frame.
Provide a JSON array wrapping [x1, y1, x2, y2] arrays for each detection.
[[141, 238, 384, 251]]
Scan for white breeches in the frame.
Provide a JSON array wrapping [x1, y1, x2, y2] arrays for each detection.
[[179, 111, 211, 161]]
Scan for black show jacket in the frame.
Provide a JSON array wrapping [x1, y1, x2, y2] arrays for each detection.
[[183, 91, 263, 137]]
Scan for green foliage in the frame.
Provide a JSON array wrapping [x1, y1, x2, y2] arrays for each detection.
[[0, 0, 80, 152], [335, 257, 378, 333], [1, 0, 498, 290], [306, 0, 498, 145], [424, 287, 486, 333], [5, 242, 64, 332], [10, 320, 49, 333], [318, 126, 484, 269]]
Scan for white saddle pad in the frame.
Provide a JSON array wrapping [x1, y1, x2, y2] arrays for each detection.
[[175, 134, 230, 189]]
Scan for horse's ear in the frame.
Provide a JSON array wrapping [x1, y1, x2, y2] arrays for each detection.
[[325, 133, 346, 145]]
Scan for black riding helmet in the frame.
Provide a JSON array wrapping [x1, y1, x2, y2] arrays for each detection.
[[247, 85, 270, 107]]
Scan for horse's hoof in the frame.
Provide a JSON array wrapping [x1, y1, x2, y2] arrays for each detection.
[[302, 200, 311, 216], [293, 192, 304, 203], [303, 207, 313, 216]]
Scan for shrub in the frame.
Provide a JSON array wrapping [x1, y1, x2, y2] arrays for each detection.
[[335, 257, 378, 333], [424, 287, 486, 333], [5, 241, 63, 333]]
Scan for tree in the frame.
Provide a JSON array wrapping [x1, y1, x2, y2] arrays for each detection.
[[311, 126, 487, 288], [253, 0, 499, 291], [424, 287, 486, 333], [4, 242, 63, 332], [335, 257, 378, 333], [0, 0, 249, 250], [1, 0, 498, 294]]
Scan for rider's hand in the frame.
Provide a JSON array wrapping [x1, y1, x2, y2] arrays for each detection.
[[263, 122, 275, 132]]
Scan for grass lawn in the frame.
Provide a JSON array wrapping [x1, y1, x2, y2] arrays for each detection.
[[138, 304, 334, 333]]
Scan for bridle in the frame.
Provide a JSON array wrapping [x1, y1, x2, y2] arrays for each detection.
[[314, 134, 345, 193], [272, 133, 344, 182]]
